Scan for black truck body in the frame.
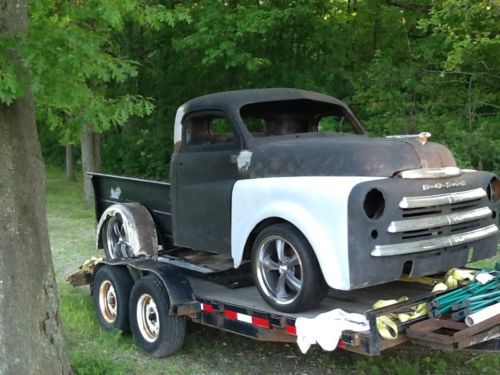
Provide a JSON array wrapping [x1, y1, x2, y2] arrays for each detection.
[[91, 88, 499, 313], [82, 89, 500, 358]]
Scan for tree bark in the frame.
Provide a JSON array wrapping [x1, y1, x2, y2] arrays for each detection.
[[0, 1, 72, 374], [65, 144, 76, 182], [372, 0, 380, 55], [80, 126, 101, 203]]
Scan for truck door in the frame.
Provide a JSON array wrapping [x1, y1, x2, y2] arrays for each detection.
[[171, 110, 243, 256]]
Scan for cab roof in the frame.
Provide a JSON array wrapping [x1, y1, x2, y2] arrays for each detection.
[[182, 88, 350, 114]]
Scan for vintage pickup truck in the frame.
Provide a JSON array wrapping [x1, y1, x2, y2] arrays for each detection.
[[91, 88, 499, 313]]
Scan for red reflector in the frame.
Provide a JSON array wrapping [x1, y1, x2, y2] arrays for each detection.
[[252, 316, 270, 328], [224, 310, 238, 320], [202, 303, 216, 314], [337, 340, 347, 349], [285, 324, 296, 335]]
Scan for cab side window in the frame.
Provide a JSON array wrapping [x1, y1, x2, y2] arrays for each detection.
[[184, 113, 236, 147]]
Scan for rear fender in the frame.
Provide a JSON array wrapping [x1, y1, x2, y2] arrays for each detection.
[[96, 203, 158, 257]]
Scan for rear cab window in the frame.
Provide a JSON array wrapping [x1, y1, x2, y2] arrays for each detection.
[[239, 99, 362, 137]]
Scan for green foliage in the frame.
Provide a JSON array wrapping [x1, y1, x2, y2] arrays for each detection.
[[2, 0, 498, 176], [419, 0, 500, 71], [101, 124, 171, 179], [25, 0, 162, 141], [1, 0, 188, 148]]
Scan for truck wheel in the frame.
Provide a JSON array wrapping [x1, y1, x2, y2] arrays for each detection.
[[102, 214, 130, 260], [93, 265, 134, 333], [129, 275, 186, 357], [100, 203, 158, 260], [252, 223, 327, 313]]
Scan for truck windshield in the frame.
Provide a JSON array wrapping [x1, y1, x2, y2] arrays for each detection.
[[240, 99, 359, 136]]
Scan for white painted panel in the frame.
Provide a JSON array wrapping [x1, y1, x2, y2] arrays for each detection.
[[231, 176, 385, 290], [173, 105, 186, 144]]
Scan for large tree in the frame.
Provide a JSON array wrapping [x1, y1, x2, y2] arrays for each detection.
[[0, 0, 71, 373]]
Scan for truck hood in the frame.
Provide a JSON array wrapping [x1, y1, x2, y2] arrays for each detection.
[[246, 133, 456, 178]]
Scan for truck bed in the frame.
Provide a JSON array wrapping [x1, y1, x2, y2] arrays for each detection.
[[90, 172, 174, 247]]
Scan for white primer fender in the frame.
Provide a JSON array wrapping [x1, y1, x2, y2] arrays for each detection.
[[231, 176, 385, 290]]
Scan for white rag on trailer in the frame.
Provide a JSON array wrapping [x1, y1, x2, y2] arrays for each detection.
[[295, 308, 370, 353]]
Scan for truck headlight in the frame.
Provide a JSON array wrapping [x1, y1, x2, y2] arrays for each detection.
[[364, 189, 385, 219], [487, 177, 500, 203]]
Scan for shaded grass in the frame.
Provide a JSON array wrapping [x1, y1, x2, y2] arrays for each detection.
[[46, 168, 499, 374]]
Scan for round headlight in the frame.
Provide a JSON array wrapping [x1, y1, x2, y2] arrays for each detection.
[[363, 189, 385, 219], [487, 177, 500, 203]]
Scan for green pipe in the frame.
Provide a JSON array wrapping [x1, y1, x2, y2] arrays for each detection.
[[469, 298, 500, 310], [434, 281, 496, 307], [451, 290, 500, 310], [451, 299, 496, 321]]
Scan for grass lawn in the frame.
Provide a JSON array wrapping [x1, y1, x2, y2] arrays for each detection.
[[46, 168, 499, 375]]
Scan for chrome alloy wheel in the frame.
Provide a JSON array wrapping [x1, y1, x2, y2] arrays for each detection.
[[99, 280, 118, 324], [256, 235, 303, 305], [137, 294, 160, 343], [105, 215, 131, 259]]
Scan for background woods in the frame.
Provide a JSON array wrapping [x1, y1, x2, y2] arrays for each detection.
[[3, 0, 500, 180], [0, 1, 498, 373]]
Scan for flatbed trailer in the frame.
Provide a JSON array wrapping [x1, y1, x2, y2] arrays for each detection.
[[70, 257, 500, 357]]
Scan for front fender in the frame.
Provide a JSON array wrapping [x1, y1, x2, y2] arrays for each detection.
[[231, 176, 384, 290]]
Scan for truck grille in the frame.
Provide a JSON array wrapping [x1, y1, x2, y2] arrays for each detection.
[[371, 188, 498, 257]]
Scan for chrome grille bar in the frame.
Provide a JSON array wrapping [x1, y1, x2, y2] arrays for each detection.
[[372, 224, 498, 257], [399, 167, 462, 179], [387, 207, 492, 233], [399, 188, 486, 209]]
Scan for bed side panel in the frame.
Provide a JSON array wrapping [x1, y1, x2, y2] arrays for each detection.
[[90, 173, 173, 247]]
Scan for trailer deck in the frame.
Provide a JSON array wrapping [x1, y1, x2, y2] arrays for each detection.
[[188, 276, 432, 317], [185, 273, 440, 354], [69, 257, 499, 357]]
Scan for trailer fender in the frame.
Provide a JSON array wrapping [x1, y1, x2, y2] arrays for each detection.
[[99, 259, 198, 316], [96, 203, 158, 258]]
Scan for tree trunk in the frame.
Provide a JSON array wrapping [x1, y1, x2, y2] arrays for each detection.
[[372, 1, 380, 55], [0, 1, 72, 374], [80, 126, 101, 203], [65, 144, 76, 182], [93, 132, 102, 172]]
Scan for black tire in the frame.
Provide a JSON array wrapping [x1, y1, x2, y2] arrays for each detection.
[[129, 275, 186, 357], [251, 223, 327, 313], [93, 265, 134, 333]]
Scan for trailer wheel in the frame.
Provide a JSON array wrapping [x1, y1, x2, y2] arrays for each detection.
[[93, 265, 133, 333], [252, 223, 327, 313], [129, 275, 186, 357]]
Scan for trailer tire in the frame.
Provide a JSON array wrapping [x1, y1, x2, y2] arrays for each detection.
[[252, 223, 327, 313], [93, 265, 134, 333], [129, 275, 186, 357]]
